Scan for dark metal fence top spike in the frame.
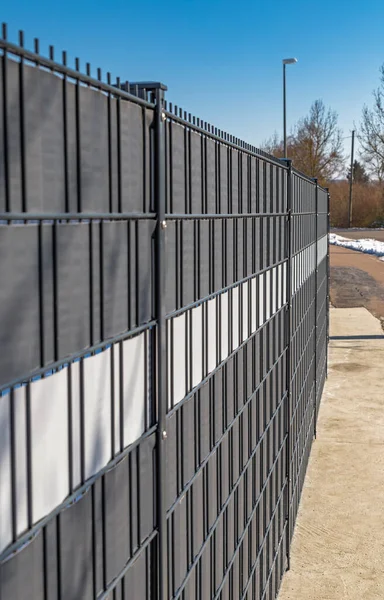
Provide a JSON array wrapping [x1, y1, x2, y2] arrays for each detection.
[[86, 62, 91, 77], [62, 50, 67, 66], [49, 45, 54, 61], [2, 23, 7, 39], [18, 30, 24, 46], [34, 38, 39, 54], [75, 57, 80, 70], [107, 72, 111, 85], [97, 68, 102, 81]]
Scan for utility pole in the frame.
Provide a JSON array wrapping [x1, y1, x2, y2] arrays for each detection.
[[348, 130, 355, 228]]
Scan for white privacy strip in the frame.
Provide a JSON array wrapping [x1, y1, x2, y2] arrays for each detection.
[[0, 394, 12, 551], [265, 270, 271, 321], [0, 332, 149, 554], [166, 264, 293, 421], [31, 369, 69, 525], [291, 242, 318, 294], [83, 349, 112, 481], [207, 298, 217, 374], [242, 282, 249, 343], [220, 292, 229, 362], [71, 361, 82, 490], [251, 278, 257, 334], [122, 334, 146, 448], [191, 305, 203, 389], [169, 313, 187, 407], [14, 387, 28, 538], [232, 286, 239, 352], [271, 267, 276, 315], [259, 273, 264, 326], [317, 235, 328, 265], [113, 343, 121, 456]]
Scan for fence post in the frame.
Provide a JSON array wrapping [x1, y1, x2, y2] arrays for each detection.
[[326, 188, 330, 377], [284, 159, 293, 571], [145, 82, 169, 600], [314, 179, 318, 439]]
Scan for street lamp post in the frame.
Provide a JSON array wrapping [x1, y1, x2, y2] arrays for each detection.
[[283, 58, 298, 158]]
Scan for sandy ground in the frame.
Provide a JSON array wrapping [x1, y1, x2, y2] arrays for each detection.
[[278, 307, 384, 600], [330, 245, 384, 326]]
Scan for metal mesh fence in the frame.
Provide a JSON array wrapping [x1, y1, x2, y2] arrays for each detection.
[[0, 26, 329, 600]]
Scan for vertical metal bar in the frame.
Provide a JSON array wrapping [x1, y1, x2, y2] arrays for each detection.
[[10, 389, 18, 542], [62, 51, 70, 213], [284, 160, 292, 571], [326, 188, 330, 378], [75, 57, 82, 212], [67, 363, 74, 493], [25, 383, 33, 529], [80, 359, 86, 484], [38, 222, 45, 367], [18, 30, 27, 211], [99, 221, 104, 341], [107, 72, 113, 214], [56, 513, 62, 600], [119, 341, 124, 452], [313, 179, 318, 438], [348, 131, 355, 228], [283, 64, 287, 158], [115, 78, 122, 213], [52, 221, 59, 361], [89, 223, 94, 346], [2, 23, 10, 212], [153, 83, 168, 600]]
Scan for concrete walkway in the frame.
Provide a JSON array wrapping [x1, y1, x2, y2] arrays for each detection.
[[279, 307, 384, 600]]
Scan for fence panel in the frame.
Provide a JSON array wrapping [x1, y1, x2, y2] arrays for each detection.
[[0, 27, 329, 600]]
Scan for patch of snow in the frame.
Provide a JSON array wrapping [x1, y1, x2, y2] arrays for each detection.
[[329, 233, 384, 260]]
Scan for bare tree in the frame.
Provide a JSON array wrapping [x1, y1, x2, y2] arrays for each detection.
[[261, 131, 284, 157], [261, 100, 344, 183], [358, 65, 384, 182], [290, 100, 344, 181]]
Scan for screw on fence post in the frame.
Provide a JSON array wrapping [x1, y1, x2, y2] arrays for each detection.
[[284, 158, 293, 572], [314, 178, 318, 440]]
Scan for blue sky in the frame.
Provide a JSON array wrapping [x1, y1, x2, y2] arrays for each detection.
[[2, 0, 384, 162]]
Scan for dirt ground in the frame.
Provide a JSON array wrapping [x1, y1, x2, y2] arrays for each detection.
[[278, 307, 384, 600], [330, 245, 384, 328]]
